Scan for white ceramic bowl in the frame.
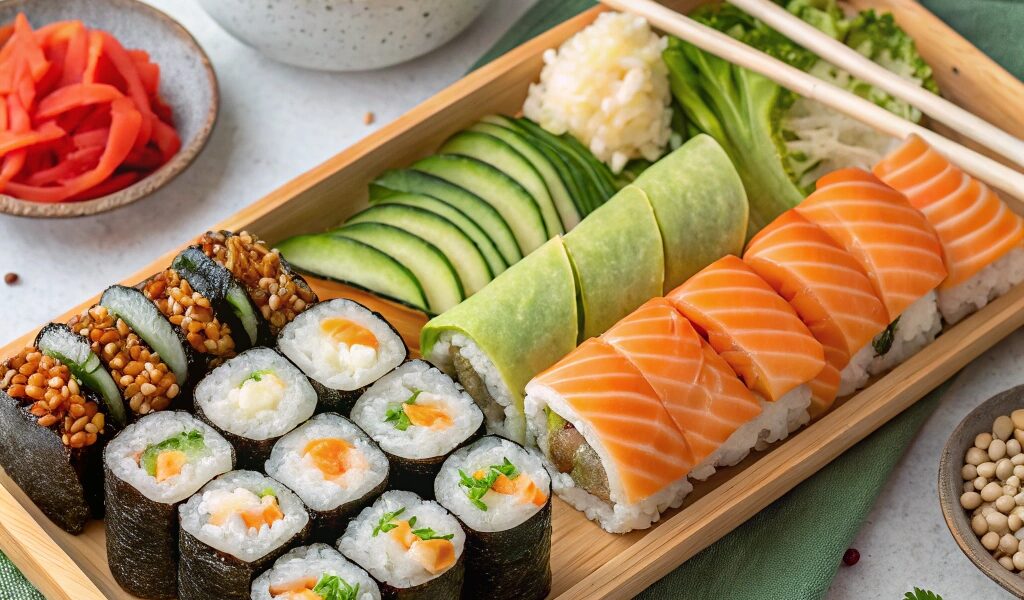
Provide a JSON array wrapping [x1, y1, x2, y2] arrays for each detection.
[[198, 0, 489, 72]]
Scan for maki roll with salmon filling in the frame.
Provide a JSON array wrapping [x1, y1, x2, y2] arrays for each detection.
[[195, 348, 317, 469], [197, 230, 317, 335], [250, 543, 381, 600], [435, 437, 551, 600], [0, 346, 111, 533], [351, 360, 483, 498], [69, 303, 181, 417], [340, 490, 465, 600], [266, 413, 389, 543], [279, 299, 407, 414], [178, 470, 311, 600], [105, 411, 233, 599]]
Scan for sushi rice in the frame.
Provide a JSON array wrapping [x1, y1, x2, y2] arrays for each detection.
[[179, 470, 308, 565], [266, 413, 389, 513], [250, 543, 380, 600], [195, 348, 317, 443], [426, 332, 520, 442], [351, 360, 483, 462], [339, 490, 465, 590], [435, 436, 550, 533], [937, 247, 1024, 325], [278, 299, 406, 399]]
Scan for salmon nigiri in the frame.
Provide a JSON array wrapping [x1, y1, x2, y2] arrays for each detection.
[[797, 168, 946, 385], [744, 210, 889, 414], [666, 255, 825, 404], [874, 134, 1024, 324], [601, 298, 761, 472], [524, 338, 695, 533]]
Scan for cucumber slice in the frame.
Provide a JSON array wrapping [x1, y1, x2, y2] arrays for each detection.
[[370, 190, 507, 276], [171, 247, 266, 348], [344, 204, 493, 295], [100, 285, 191, 388], [483, 114, 600, 217], [276, 234, 428, 311], [332, 222, 464, 314], [35, 323, 126, 426], [468, 121, 581, 230], [413, 155, 547, 256], [440, 131, 564, 237], [514, 117, 617, 210]]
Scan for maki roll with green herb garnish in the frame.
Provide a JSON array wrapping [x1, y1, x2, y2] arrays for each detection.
[[178, 470, 311, 600], [339, 490, 465, 599], [68, 303, 182, 417], [435, 436, 551, 600], [266, 413, 389, 543], [278, 299, 407, 415], [195, 348, 317, 469], [250, 543, 381, 600], [350, 361, 483, 498], [0, 346, 113, 533], [105, 411, 234, 599], [196, 230, 318, 335]]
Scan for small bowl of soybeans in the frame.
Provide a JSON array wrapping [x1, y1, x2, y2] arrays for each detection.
[[940, 383, 1024, 598]]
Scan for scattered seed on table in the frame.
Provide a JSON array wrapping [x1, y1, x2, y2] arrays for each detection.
[[3, 272, 17, 285], [842, 548, 859, 566], [364, 111, 375, 125]]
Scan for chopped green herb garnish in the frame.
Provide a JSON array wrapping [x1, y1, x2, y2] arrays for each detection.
[[872, 317, 900, 356], [259, 487, 276, 498], [140, 430, 206, 477], [411, 526, 454, 541], [372, 506, 406, 536], [312, 574, 360, 600], [242, 369, 274, 385], [383, 389, 422, 431], [457, 457, 519, 511], [903, 589, 942, 600]]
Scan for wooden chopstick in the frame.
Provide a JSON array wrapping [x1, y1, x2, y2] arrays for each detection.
[[727, 0, 1024, 172], [598, 0, 1024, 204]]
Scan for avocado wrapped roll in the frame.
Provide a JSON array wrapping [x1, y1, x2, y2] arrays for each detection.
[[195, 348, 317, 469], [178, 470, 311, 600], [350, 360, 483, 498], [105, 411, 234, 599], [434, 436, 552, 600]]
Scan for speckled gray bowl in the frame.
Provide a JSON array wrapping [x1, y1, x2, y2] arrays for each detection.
[[197, 0, 489, 72], [0, 0, 218, 218]]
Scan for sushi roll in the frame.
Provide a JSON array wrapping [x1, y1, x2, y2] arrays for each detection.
[[36, 323, 127, 427], [278, 299, 407, 414], [0, 345, 112, 533], [350, 360, 483, 497], [524, 338, 695, 533], [874, 134, 1024, 325], [105, 411, 233, 599], [68, 302, 182, 418], [434, 437, 551, 600], [250, 543, 381, 600], [196, 230, 318, 335], [796, 168, 947, 393], [194, 348, 317, 469], [339, 490, 465, 599], [266, 413, 389, 543], [178, 470, 311, 600]]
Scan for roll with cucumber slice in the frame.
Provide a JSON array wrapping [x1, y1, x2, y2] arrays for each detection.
[[35, 323, 127, 427]]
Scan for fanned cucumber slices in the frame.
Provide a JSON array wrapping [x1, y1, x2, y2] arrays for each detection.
[[276, 114, 619, 315]]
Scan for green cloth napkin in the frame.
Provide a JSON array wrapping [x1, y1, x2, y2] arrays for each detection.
[[2, 2, 1020, 599]]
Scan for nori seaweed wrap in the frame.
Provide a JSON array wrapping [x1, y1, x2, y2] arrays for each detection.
[[339, 490, 465, 600], [350, 360, 483, 498], [278, 299, 407, 415], [104, 412, 234, 599], [250, 543, 381, 600], [266, 413, 389, 543], [434, 436, 552, 600], [177, 470, 311, 600], [194, 347, 316, 469]]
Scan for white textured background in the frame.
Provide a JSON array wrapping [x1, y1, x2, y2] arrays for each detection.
[[0, 1, 1012, 597]]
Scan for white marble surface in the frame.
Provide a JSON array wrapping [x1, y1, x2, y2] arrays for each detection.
[[0, 1, 1014, 598]]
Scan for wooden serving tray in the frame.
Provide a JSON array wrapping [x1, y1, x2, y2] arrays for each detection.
[[2, 1, 1024, 598]]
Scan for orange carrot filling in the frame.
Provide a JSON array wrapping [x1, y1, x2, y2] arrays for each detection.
[[268, 577, 318, 596], [303, 437, 354, 479], [408, 538, 457, 575], [402, 402, 452, 429], [321, 318, 378, 349], [154, 449, 186, 483], [474, 470, 548, 507]]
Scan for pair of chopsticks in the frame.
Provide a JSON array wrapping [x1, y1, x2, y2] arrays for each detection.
[[599, 0, 1024, 203]]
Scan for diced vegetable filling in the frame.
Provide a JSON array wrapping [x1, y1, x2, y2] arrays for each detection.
[[384, 389, 453, 431], [229, 369, 286, 417], [546, 409, 611, 503], [139, 429, 207, 481], [205, 487, 284, 530], [373, 506, 456, 575], [449, 348, 506, 426], [458, 457, 548, 511], [303, 437, 367, 484], [314, 318, 379, 380], [270, 574, 360, 600]]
